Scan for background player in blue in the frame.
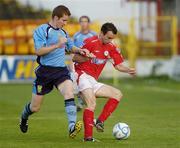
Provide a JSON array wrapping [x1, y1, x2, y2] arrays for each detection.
[[73, 16, 96, 48], [69, 16, 96, 111], [19, 5, 91, 139]]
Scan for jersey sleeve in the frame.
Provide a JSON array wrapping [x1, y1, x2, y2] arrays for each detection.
[[110, 47, 124, 66], [73, 32, 79, 47], [66, 33, 74, 51], [81, 38, 93, 52], [33, 26, 47, 51]]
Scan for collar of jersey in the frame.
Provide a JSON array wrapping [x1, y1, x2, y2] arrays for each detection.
[[97, 35, 104, 45], [80, 30, 91, 35], [47, 23, 60, 30]]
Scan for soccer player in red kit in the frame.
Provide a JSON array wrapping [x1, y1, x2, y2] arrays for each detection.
[[73, 23, 136, 142]]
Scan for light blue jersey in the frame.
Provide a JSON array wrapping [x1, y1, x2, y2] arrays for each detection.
[[33, 23, 74, 67], [73, 31, 96, 48]]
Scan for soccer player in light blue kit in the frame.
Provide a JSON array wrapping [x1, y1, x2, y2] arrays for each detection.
[[71, 16, 96, 111], [19, 5, 91, 138], [73, 16, 96, 48]]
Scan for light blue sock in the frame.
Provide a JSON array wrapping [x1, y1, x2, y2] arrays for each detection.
[[65, 98, 77, 132], [21, 102, 33, 119]]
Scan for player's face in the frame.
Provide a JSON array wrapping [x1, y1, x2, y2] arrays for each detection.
[[101, 31, 115, 44], [56, 14, 69, 28], [80, 18, 90, 31]]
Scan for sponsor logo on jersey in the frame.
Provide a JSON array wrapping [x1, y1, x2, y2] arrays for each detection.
[[91, 58, 107, 65]]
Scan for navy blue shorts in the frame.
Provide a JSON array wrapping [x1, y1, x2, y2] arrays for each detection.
[[32, 65, 72, 95]]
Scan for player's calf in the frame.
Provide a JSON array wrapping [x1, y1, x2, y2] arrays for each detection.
[[64, 98, 83, 138], [30, 104, 41, 113], [97, 98, 120, 130], [58, 80, 82, 138], [81, 89, 97, 140], [19, 95, 43, 133]]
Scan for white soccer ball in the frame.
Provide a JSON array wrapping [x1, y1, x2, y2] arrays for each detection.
[[112, 122, 130, 140]]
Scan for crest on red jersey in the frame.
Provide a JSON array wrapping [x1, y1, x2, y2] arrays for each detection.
[[104, 51, 109, 56]]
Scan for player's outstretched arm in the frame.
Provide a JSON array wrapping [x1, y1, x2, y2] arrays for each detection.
[[71, 46, 95, 58], [35, 45, 59, 56], [35, 37, 67, 56], [115, 64, 136, 76], [72, 54, 90, 63], [71, 46, 89, 56]]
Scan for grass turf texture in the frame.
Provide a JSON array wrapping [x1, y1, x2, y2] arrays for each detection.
[[0, 77, 180, 148]]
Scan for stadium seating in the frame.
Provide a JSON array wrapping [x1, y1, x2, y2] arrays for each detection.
[[0, 19, 100, 55]]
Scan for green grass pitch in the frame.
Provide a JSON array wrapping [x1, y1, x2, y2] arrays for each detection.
[[0, 77, 180, 148]]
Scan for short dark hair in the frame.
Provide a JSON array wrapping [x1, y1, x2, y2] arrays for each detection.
[[101, 23, 117, 35], [52, 5, 71, 18], [79, 15, 90, 22]]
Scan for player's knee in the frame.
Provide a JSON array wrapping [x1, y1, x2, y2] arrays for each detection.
[[113, 89, 123, 101], [87, 101, 96, 111], [63, 91, 74, 99]]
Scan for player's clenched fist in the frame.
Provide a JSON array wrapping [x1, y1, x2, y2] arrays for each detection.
[[128, 68, 136, 76], [79, 48, 96, 58], [88, 52, 96, 58], [79, 48, 89, 56], [56, 37, 67, 48]]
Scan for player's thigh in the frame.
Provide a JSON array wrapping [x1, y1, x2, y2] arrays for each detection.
[[81, 88, 96, 111], [95, 84, 123, 101], [57, 79, 74, 100], [30, 93, 44, 112], [78, 73, 102, 94]]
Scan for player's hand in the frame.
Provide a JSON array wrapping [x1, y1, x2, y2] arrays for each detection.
[[79, 48, 89, 56], [88, 53, 96, 58], [128, 68, 136, 76], [56, 37, 67, 48], [79, 49, 96, 58]]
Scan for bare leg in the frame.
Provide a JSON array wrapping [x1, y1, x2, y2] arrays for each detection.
[[94, 84, 123, 131], [21, 93, 44, 119], [20, 93, 44, 133]]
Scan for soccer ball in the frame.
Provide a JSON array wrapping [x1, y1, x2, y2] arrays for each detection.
[[112, 122, 130, 140]]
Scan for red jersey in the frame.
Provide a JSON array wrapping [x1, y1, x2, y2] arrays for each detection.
[[75, 36, 124, 80]]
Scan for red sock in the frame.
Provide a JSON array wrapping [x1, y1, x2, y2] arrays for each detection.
[[98, 98, 119, 122], [83, 108, 94, 139]]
